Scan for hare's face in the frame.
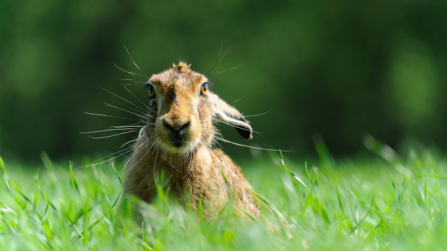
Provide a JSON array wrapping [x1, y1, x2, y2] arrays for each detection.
[[145, 62, 253, 154]]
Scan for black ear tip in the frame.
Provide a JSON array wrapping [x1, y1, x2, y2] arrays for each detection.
[[233, 126, 253, 140]]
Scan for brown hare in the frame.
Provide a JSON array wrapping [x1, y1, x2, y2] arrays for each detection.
[[124, 62, 260, 220]]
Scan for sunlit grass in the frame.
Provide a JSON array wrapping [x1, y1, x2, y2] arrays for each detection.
[[1, 145, 447, 250]]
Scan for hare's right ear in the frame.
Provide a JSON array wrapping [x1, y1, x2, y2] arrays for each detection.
[[209, 93, 253, 140]]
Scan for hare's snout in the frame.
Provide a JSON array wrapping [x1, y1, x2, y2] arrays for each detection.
[[162, 119, 191, 147], [157, 114, 198, 152]]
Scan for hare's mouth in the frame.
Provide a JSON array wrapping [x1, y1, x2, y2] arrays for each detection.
[[156, 130, 194, 153], [170, 137, 187, 148], [160, 137, 193, 154]]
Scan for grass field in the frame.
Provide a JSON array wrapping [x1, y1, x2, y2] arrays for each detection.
[[1, 143, 447, 250]]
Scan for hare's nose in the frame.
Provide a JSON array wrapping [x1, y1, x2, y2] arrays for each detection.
[[163, 120, 191, 135]]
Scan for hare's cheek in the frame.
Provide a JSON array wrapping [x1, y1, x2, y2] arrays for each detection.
[[188, 116, 201, 140]]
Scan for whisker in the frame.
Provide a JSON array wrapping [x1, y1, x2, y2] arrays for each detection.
[[209, 64, 241, 77], [216, 137, 292, 152], [152, 150, 159, 185], [113, 63, 149, 79], [162, 153, 179, 172], [74, 147, 134, 169], [84, 112, 137, 121], [98, 86, 147, 114], [120, 138, 139, 148], [122, 138, 149, 171], [89, 130, 137, 139], [103, 102, 146, 119], [120, 84, 153, 112], [125, 104, 148, 117], [80, 128, 136, 134], [121, 83, 148, 86], [244, 110, 271, 118], [218, 42, 224, 58], [123, 45, 149, 76], [111, 125, 144, 129], [206, 46, 230, 76], [231, 98, 242, 105], [218, 47, 230, 64], [109, 122, 145, 130]]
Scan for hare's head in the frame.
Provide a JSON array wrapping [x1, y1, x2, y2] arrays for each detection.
[[145, 62, 252, 154]]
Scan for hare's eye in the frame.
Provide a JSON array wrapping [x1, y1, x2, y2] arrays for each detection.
[[148, 85, 156, 98], [201, 83, 208, 95]]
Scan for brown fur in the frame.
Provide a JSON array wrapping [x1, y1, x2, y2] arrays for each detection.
[[124, 62, 259, 220]]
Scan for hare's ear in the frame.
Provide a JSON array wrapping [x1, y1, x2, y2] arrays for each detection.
[[209, 93, 253, 140]]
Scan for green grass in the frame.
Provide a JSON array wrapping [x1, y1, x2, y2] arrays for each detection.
[[1, 146, 447, 250]]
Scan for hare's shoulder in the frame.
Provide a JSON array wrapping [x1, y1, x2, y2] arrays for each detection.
[[210, 149, 246, 183]]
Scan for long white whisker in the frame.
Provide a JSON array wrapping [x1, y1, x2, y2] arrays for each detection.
[[218, 47, 230, 64], [209, 64, 241, 77], [231, 98, 242, 104], [122, 140, 155, 177], [80, 128, 135, 134], [162, 153, 179, 172], [120, 84, 153, 112], [120, 138, 139, 148], [125, 105, 149, 117], [119, 78, 139, 81], [218, 42, 224, 58], [216, 137, 292, 152], [113, 63, 148, 79], [99, 86, 147, 114], [123, 45, 149, 76], [121, 82, 148, 86], [74, 147, 134, 169], [84, 112, 137, 121], [103, 102, 146, 118], [122, 138, 148, 171], [206, 46, 230, 75], [152, 150, 159, 185], [89, 130, 137, 139], [244, 110, 271, 118], [111, 125, 144, 129]]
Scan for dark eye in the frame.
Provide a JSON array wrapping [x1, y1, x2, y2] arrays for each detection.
[[201, 82, 208, 95], [148, 84, 156, 98]]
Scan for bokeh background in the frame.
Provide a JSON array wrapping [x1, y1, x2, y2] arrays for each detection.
[[1, 0, 447, 163]]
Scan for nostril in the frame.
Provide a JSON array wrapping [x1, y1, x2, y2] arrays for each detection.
[[179, 121, 191, 132], [163, 120, 189, 134]]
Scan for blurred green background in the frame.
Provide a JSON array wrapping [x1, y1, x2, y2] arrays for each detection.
[[1, 0, 446, 163]]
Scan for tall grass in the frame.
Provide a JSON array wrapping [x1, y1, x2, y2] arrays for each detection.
[[1, 145, 447, 250]]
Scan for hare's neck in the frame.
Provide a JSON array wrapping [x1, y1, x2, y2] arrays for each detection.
[[153, 146, 213, 177], [148, 145, 216, 202]]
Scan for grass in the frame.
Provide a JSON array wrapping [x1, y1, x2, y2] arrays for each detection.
[[1, 144, 447, 250]]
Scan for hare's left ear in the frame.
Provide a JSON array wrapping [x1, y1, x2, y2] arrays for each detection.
[[209, 93, 253, 140]]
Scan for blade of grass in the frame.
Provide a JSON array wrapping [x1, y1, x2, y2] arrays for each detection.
[[198, 195, 204, 226], [349, 192, 375, 235], [69, 161, 81, 196], [239, 209, 258, 223], [279, 151, 309, 191], [220, 168, 232, 198]]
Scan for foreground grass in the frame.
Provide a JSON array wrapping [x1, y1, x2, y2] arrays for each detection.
[[1, 146, 447, 250]]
